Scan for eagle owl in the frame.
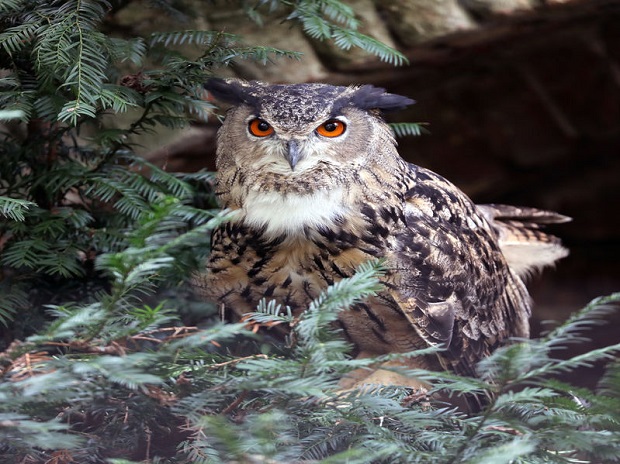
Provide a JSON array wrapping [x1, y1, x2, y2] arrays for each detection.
[[194, 78, 569, 383]]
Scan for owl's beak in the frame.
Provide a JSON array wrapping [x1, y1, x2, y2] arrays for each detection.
[[285, 140, 303, 171]]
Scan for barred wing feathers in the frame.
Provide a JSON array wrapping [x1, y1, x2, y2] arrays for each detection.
[[385, 167, 533, 376]]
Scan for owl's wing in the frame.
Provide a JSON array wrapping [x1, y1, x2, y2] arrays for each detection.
[[386, 167, 532, 376]]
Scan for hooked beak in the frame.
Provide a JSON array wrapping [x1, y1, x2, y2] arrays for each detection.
[[285, 140, 303, 171]]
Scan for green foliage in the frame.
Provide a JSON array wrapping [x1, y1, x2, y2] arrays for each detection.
[[283, 0, 407, 65], [0, 196, 36, 222], [0, 0, 309, 333], [1, 248, 619, 462], [389, 122, 430, 138], [233, 0, 407, 64]]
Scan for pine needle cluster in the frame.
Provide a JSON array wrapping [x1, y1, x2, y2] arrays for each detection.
[[1, 1, 619, 463]]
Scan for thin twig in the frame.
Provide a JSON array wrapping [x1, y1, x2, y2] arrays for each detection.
[[208, 354, 269, 370], [221, 390, 249, 415]]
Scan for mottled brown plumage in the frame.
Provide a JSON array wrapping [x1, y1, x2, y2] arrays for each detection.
[[193, 79, 569, 383]]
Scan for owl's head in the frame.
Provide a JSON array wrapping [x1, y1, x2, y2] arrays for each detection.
[[205, 79, 414, 174]]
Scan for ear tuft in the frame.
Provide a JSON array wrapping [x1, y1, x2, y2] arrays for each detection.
[[346, 85, 415, 113], [204, 78, 259, 107]]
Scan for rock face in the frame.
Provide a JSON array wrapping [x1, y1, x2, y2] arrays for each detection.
[[460, 0, 536, 19], [114, 1, 619, 349], [378, 0, 475, 46]]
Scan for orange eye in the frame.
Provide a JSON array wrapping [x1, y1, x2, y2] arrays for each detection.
[[248, 118, 274, 137], [316, 119, 346, 137]]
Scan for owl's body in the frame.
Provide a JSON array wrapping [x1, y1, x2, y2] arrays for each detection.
[[195, 79, 569, 378]]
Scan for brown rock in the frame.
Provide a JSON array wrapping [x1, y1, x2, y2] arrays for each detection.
[[377, 0, 475, 47], [460, 0, 537, 19]]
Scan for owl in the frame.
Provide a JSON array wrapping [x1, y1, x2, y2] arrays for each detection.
[[194, 78, 569, 386]]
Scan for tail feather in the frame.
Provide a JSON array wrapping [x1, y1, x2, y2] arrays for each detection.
[[477, 204, 570, 279]]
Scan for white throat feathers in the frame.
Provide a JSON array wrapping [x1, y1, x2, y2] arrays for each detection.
[[242, 188, 347, 236]]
